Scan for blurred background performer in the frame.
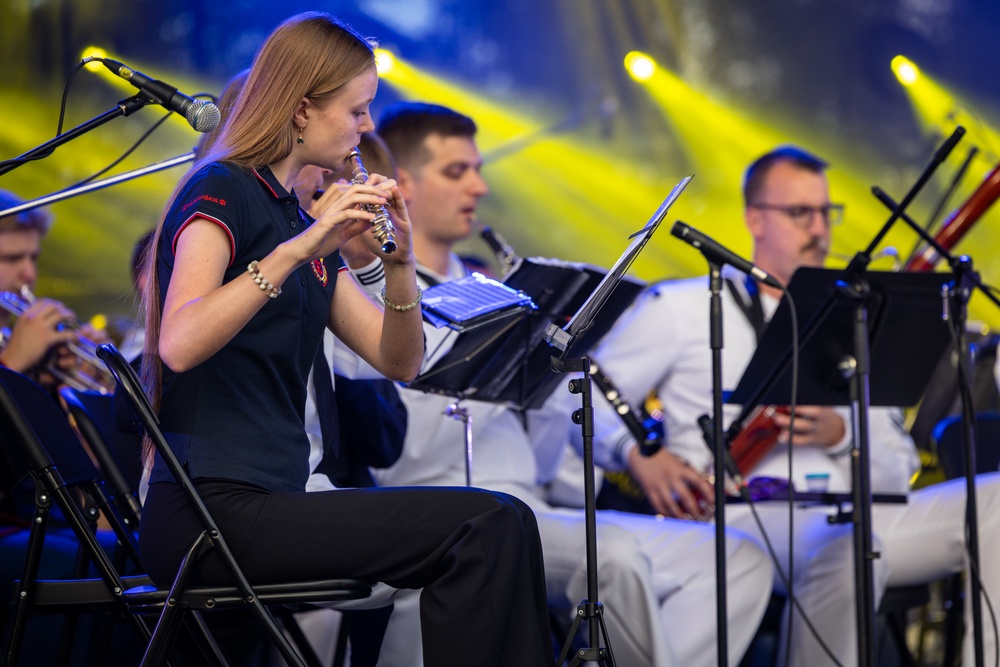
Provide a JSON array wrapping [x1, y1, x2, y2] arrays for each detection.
[[353, 100, 774, 667], [0, 190, 109, 392], [590, 145, 1000, 666]]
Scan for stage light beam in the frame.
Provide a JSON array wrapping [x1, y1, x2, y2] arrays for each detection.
[[625, 51, 656, 82], [374, 49, 396, 76], [891, 55, 919, 87]]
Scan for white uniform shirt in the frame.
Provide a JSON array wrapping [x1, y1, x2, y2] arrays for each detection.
[[590, 267, 919, 494]]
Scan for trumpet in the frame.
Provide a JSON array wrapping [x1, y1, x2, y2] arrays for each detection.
[[0, 286, 114, 394], [346, 146, 397, 254]]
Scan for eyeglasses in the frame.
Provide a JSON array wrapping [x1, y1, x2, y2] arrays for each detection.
[[751, 203, 844, 227]]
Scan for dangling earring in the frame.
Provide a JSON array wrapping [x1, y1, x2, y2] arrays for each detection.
[[297, 126, 304, 144]]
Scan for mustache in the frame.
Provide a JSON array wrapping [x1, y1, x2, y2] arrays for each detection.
[[802, 237, 829, 253]]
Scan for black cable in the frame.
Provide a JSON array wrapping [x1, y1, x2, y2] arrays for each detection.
[[55, 59, 93, 136], [0, 60, 91, 172], [57, 90, 215, 192], [947, 307, 1000, 667], [744, 485, 845, 667], [783, 288, 800, 667]]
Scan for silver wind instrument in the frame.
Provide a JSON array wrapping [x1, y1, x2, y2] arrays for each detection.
[[346, 147, 397, 254], [0, 286, 113, 394]]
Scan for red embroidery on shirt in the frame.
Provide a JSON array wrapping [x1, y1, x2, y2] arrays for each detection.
[[312, 258, 328, 286], [182, 194, 227, 212]]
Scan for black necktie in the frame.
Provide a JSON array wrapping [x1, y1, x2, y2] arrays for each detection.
[[312, 344, 340, 463], [726, 276, 767, 341]]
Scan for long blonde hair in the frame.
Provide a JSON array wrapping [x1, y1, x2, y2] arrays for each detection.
[[139, 13, 376, 457]]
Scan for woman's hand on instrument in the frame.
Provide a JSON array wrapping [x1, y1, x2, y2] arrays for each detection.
[[773, 406, 845, 449], [627, 447, 714, 520], [285, 181, 389, 264], [0, 299, 77, 372], [302, 175, 414, 266]]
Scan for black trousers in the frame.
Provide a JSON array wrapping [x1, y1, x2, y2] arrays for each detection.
[[140, 480, 554, 667]]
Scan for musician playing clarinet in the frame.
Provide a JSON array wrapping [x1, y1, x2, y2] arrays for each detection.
[[591, 145, 1000, 666], [356, 101, 774, 667]]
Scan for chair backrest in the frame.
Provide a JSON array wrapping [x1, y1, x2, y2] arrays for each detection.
[[932, 411, 1000, 479], [59, 386, 143, 525], [0, 365, 151, 664], [0, 367, 104, 488], [96, 344, 268, 593], [95, 344, 347, 667], [0, 367, 140, 554]]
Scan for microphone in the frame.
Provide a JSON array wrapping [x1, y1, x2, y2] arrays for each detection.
[[671, 220, 783, 289], [100, 58, 221, 133]]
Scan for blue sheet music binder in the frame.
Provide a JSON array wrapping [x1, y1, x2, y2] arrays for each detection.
[[421, 273, 536, 331]]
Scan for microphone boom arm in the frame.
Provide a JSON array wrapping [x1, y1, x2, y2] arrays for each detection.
[[0, 94, 152, 177], [0, 151, 195, 218]]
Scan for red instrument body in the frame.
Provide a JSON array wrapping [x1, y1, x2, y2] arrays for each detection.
[[728, 405, 790, 476], [906, 162, 1000, 272]]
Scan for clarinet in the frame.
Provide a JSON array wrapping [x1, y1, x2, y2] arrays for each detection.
[[590, 361, 664, 457], [346, 147, 396, 254], [479, 225, 519, 277]]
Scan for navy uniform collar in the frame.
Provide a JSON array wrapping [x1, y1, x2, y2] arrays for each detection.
[[252, 165, 296, 202]]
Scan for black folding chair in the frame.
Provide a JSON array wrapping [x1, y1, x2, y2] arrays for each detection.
[[59, 386, 144, 528], [96, 343, 374, 667], [0, 365, 154, 666]]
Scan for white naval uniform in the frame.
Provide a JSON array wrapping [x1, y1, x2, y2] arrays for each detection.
[[365, 255, 773, 667], [590, 266, 1000, 666]]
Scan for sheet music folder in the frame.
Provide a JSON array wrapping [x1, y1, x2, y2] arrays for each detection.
[[409, 259, 645, 409], [728, 267, 954, 408], [411, 175, 694, 409]]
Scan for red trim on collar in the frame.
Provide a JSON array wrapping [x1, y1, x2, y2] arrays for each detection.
[[252, 167, 280, 198], [172, 213, 237, 267]]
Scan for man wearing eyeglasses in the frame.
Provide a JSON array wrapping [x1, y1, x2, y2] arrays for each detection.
[[589, 145, 1000, 666]]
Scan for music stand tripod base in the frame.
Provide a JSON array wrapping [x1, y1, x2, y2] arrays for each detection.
[[553, 357, 617, 667]]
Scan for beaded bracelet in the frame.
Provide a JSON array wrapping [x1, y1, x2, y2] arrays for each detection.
[[381, 285, 423, 311], [247, 260, 282, 299]]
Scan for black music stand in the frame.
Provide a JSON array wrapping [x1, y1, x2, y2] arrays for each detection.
[[409, 262, 644, 487], [728, 266, 953, 665], [545, 176, 693, 666]]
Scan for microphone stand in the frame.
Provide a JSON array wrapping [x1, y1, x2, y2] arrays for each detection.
[[871, 188, 1000, 667], [0, 152, 194, 219], [0, 94, 152, 177], [707, 260, 729, 667], [722, 126, 966, 667]]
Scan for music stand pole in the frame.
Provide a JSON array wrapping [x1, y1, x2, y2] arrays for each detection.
[[444, 401, 474, 487], [871, 191, 998, 667], [838, 280, 879, 667], [553, 356, 616, 666], [706, 261, 729, 667], [949, 258, 986, 667]]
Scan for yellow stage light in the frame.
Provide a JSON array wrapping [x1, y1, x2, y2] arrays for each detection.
[[374, 49, 396, 77], [891, 55, 919, 86], [624, 51, 656, 81]]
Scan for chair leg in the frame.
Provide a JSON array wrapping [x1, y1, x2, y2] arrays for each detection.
[[5, 509, 50, 667], [943, 573, 964, 667], [184, 612, 233, 667], [332, 613, 350, 667], [276, 610, 325, 667]]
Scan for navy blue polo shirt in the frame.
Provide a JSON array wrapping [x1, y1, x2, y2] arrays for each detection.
[[152, 162, 338, 492]]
